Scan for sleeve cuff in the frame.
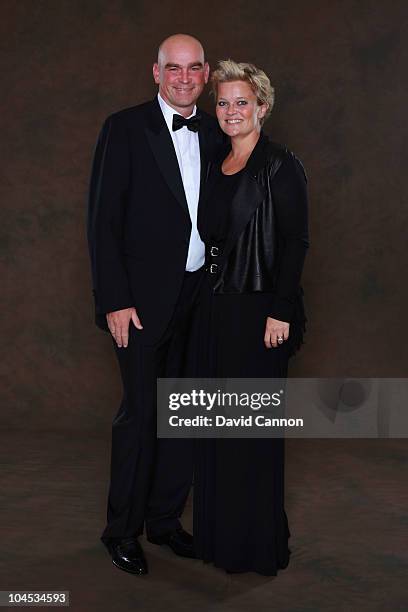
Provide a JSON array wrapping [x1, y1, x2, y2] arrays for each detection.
[[92, 289, 134, 316], [269, 295, 296, 323]]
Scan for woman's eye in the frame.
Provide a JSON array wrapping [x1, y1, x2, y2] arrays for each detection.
[[237, 100, 247, 105], [218, 101, 226, 106]]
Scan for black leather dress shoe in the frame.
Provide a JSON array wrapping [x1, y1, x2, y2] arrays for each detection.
[[107, 537, 148, 575], [148, 528, 195, 558]]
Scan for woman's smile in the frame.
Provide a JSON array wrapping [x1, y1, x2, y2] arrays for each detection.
[[216, 80, 266, 137]]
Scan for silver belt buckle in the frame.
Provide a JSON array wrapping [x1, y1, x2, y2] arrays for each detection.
[[210, 246, 219, 257], [210, 263, 218, 274]]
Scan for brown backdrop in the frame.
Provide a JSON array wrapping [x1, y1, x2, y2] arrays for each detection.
[[2, 0, 407, 431]]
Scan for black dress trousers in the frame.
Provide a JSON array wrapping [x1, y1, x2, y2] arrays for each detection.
[[101, 267, 203, 545]]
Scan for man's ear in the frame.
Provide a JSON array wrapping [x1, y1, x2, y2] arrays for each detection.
[[153, 63, 160, 84], [204, 62, 210, 84]]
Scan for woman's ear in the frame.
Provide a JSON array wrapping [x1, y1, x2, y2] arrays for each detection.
[[258, 103, 268, 119]]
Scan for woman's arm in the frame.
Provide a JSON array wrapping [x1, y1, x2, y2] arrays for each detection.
[[268, 151, 309, 323]]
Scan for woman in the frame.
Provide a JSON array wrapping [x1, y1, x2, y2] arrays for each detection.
[[193, 60, 309, 575]]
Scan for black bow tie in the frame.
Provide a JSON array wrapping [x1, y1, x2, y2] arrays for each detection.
[[172, 113, 201, 132]]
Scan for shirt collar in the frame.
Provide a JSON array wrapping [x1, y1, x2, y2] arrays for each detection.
[[157, 93, 197, 133]]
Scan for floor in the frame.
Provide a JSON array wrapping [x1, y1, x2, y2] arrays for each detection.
[[1, 432, 406, 611]]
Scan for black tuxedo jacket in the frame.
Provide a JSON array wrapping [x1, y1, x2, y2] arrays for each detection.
[[87, 97, 225, 343]]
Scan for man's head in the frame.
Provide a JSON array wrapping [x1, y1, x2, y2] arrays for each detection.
[[153, 34, 209, 117]]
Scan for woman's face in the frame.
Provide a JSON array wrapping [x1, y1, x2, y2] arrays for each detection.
[[216, 80, 267, 138]]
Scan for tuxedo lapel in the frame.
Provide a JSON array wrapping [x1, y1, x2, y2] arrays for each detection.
[[144, 98, 190, 217], [197, 118, 207, 196], [197, 111, 218, 210]]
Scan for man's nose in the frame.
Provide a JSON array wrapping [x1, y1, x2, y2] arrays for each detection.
[[179, 69, 190, 83]]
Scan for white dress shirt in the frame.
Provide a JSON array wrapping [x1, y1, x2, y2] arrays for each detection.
[[157, 93, 205, 272]]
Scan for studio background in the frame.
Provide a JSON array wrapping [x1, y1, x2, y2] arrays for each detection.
[[1, 2, 407, 611], [2, 0, 407, 431]]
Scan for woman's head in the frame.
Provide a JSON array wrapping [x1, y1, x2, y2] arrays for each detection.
[[211, 60, 275, 137]]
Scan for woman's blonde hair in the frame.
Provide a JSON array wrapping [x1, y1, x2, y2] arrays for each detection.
[[211, 59, 275, 125]]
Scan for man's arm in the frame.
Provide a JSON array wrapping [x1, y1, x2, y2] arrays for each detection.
[[87, 114, 142, 346]]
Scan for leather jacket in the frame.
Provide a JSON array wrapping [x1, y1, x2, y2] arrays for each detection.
[[199, 131, 309, 330]]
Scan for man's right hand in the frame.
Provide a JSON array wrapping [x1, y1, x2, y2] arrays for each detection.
[[106, 307, 143, 348]]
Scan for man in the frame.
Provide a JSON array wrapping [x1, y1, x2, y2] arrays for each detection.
[[87, 34, 224, 575]]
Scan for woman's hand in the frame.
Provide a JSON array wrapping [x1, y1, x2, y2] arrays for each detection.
[[264, 317, 290, 349]]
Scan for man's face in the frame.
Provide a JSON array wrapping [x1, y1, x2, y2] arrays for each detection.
[[153, 39, 209, 115]]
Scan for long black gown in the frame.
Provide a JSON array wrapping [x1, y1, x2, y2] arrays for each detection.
[[193, 157, 306, 576]]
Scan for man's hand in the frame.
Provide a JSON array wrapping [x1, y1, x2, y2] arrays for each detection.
[[264, 317, 290, 349], [106, 307, 143, 348]]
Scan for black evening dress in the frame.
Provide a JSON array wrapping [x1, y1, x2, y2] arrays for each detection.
[[193, 156, 305, 576]]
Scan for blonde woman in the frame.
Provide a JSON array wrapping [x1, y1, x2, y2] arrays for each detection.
[[194, 60, 309, 575]]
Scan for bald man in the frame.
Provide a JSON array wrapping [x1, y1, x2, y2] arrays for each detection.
[[87, 34, 225, 574]]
